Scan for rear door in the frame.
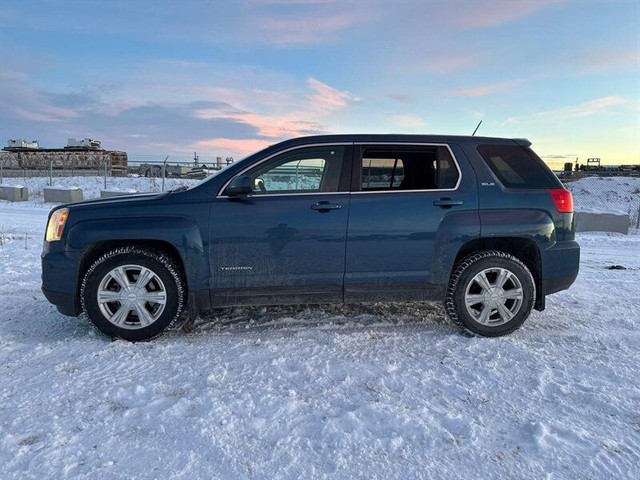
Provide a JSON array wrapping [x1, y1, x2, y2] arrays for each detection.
[[344, 143, 478, 301], [210, 144, 352, 306]]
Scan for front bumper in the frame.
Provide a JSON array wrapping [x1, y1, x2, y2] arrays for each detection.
[[41, 244, 82, 317], [42, 286, 80, 317]]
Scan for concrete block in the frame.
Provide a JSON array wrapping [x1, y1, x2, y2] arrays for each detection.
[[0, 185, 28, 202], [100, 189, 138, 198], [43, 186, 84, 203], [574, 212, 629, 234]]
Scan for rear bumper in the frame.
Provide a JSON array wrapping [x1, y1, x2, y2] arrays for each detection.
[[542, 240, 580, 295]]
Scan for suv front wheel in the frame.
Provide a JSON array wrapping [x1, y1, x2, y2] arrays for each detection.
[[81, 247, 185, 341], [445, 250, 535, 337]]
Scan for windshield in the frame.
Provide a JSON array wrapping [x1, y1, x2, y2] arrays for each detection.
[[194, 143, 275, 187]]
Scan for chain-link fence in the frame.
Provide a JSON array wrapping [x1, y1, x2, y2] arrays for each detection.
[[0, 152, 235, 184], [563, 174, 640, 229]]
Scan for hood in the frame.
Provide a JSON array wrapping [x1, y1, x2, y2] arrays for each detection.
[[61, 191, 169, 210]]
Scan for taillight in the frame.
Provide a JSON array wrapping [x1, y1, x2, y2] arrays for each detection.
[[549, 189, 573, 213]]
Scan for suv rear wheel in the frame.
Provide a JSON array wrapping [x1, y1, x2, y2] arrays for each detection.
[[445, 251, 535, 336], [81, 247, 185, 341]]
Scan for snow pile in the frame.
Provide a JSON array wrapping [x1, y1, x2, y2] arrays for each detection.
[[0, 176, 201, 208], [565, 176, 640, 216], [1, 205, 639, 479]]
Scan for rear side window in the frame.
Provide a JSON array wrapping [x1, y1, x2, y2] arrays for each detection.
[[477, 145, 559, 189], [361, 146, 459, 191]]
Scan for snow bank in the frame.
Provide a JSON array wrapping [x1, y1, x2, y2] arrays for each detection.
[[0, 176, 202, 209], [565, 176, 640, 216]]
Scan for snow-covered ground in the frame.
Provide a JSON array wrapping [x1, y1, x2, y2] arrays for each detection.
[[1, 177, 639, 479], [0, 175, 201, 210]]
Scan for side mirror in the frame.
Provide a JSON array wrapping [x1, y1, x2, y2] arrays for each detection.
[[226, 175, 253, 197]]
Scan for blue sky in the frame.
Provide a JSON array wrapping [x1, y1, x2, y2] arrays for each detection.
[[0, 0, 638, 164]]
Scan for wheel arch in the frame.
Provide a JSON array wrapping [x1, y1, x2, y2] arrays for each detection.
[[453, 237, 544, 310]]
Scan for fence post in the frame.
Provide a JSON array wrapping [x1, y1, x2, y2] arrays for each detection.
[[0, 158, 3, 184], [104, 159, 108, 189], [636, 204, 640, 229], [49, 158, 54, 186], [162, 156, 169, 192]]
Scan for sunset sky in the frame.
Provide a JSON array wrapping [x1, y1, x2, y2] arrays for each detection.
[[1, 0, 638, 164]]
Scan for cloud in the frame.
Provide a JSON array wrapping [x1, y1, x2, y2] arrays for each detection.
[[259, 11, 361, 47], [423, 53, 485, 74], [540, 153, 577, 159], [452, 0, 560, 29], [502, 96, 636, 125], [190, 138, 273, 157], [306, 77, 361, 110], [563, 47, 640, 73], [13, 106, 78, 123], [390, 114, 424, 128], [193, 77, 359, 138], [0, 72, 81, 123], [448, 80, 518, 97], [386, 93, 411, 102]]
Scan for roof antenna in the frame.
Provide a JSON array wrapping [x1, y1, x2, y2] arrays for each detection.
[[472, 120, 483, 136]]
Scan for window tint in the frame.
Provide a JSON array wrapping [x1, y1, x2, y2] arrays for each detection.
[[477, 145, 559, 189], [360, 146, 458, 191], [245, 146, 345, 194]]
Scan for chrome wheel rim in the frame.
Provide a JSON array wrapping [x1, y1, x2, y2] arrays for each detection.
[[97, 264, 167, 330], [464, 267, 524, 326]]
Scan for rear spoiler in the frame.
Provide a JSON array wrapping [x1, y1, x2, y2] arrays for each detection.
[[513, 138, 532, 147]]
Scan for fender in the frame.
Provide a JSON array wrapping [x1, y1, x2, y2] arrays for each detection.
[[479, 209, 556, 246], [65, 216, 209, 291]]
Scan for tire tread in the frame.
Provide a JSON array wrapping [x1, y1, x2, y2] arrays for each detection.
[[80, 246, 185, 340], [445, 250, 535, 337]]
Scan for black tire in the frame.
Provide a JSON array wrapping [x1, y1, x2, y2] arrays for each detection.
[[445, 250, 535, 337], [81, 247, 185, 341]]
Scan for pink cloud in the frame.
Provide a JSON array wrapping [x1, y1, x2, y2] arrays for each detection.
[[448, 79, 518, 97], [259, 11, 361, 47], [193, 77, 359, 138], [452, 0, 560, 29], [568, 48, 640, 73], [306, 77, 360, 110], [191, 138, 273, 157], [391, 114, 424, 128], [424, 53, 485, 74], [14, 105, 78, 122]]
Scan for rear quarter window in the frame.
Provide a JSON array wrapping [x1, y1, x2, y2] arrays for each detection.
[[477, 145, 560, 189]]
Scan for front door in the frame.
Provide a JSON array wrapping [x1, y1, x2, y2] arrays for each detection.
[[345, 143, 476, 301], [210, 144, 352, 306]]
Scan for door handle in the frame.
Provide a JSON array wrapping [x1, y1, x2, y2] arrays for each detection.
[[433, 198, 463, 208], [311, 201, 342, 211]]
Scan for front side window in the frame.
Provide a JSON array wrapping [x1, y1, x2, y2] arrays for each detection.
[[244, 146, 346, 194], [360, 146, 459, 191]]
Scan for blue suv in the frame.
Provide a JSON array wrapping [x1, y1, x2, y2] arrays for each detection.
[[41, 135, 579, 341]]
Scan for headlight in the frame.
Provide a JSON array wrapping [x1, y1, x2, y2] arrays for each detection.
[[45, 208, 69, 242]]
